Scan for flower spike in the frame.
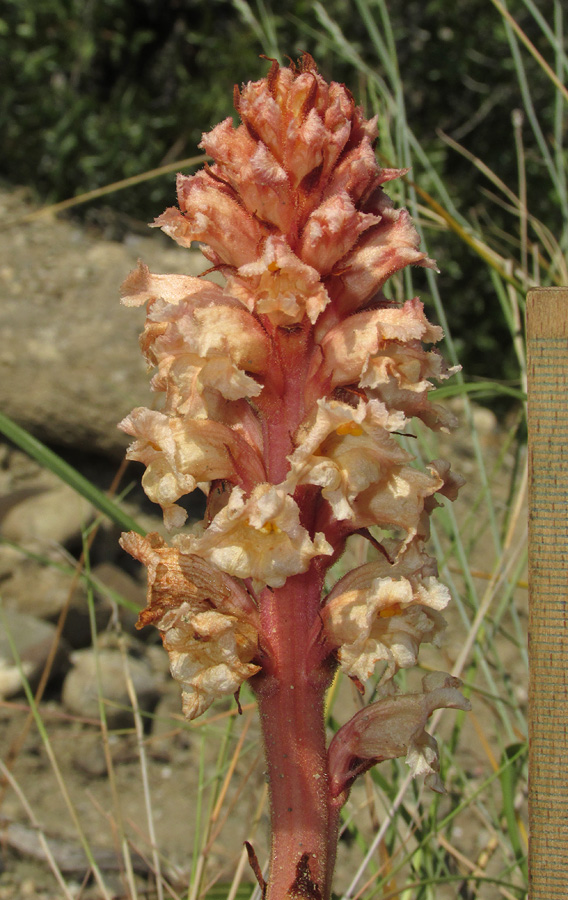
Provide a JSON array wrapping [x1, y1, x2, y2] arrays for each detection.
[[119, 54, 464, 900]]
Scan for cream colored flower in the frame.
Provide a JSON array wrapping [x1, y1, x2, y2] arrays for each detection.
[[318, 298, 442, 374], [119, 408, 265, 529], [351, 461, 446, 542], [161, 606, 260, 720], [287, 398, 409, 521], [315, 297, 457, 429], [174, 484, 333, 588], [121, 261, 207, 308], [119, 532, 260, 720], [328, 672, 471, 797], [228, 235, 330, 325], [322, 541, 449, 682], [122, 262, 269, 417], [118, 54, 465, 774]]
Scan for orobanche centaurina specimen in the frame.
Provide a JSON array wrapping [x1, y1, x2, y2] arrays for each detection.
[[119, 54, 470, 900]]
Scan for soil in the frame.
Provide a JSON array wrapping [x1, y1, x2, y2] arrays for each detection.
[[0, 186, 528, 900]]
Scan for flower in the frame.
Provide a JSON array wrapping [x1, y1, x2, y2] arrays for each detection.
[[227, 235, 331, 326], [118, 55, 466, 900], [119, 408, 265, 529], [328, 672, 471, 797], [119, 53, 461, 757], [286, 398, 408, 521], [315, 297, 459, 430], [174, 484, 333, 589], [321, 539, 449, 682], [120, 532, 260, 719]]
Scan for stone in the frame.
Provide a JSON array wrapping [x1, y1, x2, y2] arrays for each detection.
[[0, 484, 93, 547], [0, 543, 26, 580], [90, 561, 145, 635], [62, 646, 161, 729], [1, 561, 114, 649], [72, 733, 108, 777], [0, 610, 69, 699], [149, 683, 191, 760]]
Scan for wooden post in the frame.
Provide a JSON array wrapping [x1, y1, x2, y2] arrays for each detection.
[[527, 288, 568, 899]]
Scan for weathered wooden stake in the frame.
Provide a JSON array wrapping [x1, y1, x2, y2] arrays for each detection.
[[527, 288, 568, 899]]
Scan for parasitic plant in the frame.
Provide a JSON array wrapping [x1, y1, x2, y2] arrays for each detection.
[[119, 54, 469, 900]]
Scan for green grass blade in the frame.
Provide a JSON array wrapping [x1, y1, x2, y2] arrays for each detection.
[[432, 381, 526, 402]]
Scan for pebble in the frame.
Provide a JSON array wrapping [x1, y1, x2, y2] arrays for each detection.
[[71, 733, 108, 777], [1, 484, 93, 547], [0, 610, 69, 698], [1, 561, 114, 649], [62, 646, 161, 729], [147, 684, 189, 760], [90, 560, 145, 634]]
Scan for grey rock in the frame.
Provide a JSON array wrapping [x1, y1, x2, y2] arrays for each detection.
[[0, 609, 69, 698], [1, 483, 93, 547], [0, 543, 26, 580], [72, 733, 109, 777], [0, 188, 216, 459], [149, 683, 191, 760], [2, 561, 114, 649], [62, 646, 161, 729]]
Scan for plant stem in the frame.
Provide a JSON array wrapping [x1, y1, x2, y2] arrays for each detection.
[[253, 571, 337, 900]]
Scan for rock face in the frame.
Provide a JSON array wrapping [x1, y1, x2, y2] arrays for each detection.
[[0, 188, 212, 459], [1, 559, 145, 649]]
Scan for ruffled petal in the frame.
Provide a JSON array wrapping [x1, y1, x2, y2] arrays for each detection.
[[228, 235, 330, 325], [120, 260, 206, 308], [322, 540, 449, 681], [128, 278, 270, 416], [119, 409, 265, 529], [153, 171, 266, 267], [174, 484, 333, 588], [287, 398, 409, 521], [200, 119, 292, 232], [315, 298, 457, 429], [119, 532, 260, 720], [329, 198, 438, 315], [299, 192, 378, 275], [351, 461, 446, 541]]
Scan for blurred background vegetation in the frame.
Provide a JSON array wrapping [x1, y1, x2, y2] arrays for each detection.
[[1, 0, 565, 391]]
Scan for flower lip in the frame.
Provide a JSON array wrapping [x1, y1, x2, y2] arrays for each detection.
[[173, 484, 333, 589], [321, 539, 450, 682]]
